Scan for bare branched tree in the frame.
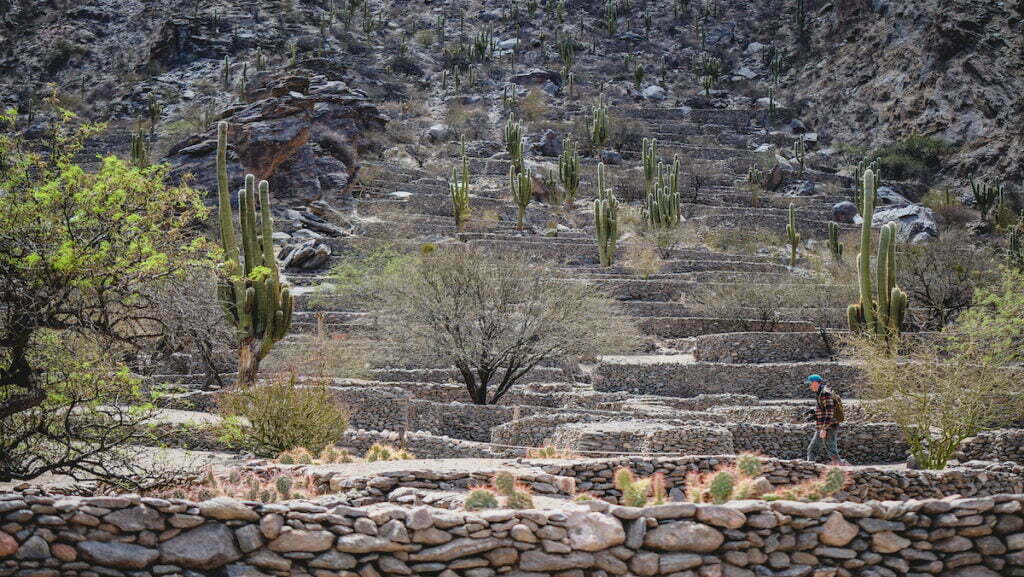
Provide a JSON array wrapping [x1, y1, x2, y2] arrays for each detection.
[[363, 247, 638, 404]]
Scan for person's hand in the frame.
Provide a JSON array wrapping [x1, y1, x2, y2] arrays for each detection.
[[819, 429, 828, 439]]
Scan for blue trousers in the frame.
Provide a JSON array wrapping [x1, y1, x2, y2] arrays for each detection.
[[807, 425, 841, 462]]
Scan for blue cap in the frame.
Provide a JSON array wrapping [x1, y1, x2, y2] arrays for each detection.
[[805, 374, 823, 383]]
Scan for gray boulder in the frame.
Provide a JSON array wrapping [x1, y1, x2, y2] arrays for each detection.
[[873, 204, 938, 243], [832, 201, 858, 223], [876, 186, 913, 207], [642, 85, 667, 101]]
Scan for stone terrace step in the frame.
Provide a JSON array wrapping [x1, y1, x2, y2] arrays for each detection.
[[594, 359, 860, 400]]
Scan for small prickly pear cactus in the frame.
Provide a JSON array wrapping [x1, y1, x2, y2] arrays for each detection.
[[708, 471, 736, 504], [736, 453, 763, 478], [818, 467, 847, 496], [275, 476, 293, 499], [464, 488, 500, 510]]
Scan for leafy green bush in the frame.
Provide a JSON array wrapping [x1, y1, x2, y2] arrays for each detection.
[[218, 377, 349, 457], [872, 135, 952, 181]]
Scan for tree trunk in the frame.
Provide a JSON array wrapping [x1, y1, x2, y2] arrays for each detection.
[[236, 338, 262, 388]]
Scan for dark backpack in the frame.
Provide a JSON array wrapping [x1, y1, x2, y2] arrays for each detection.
[[817, 387, 845, 424]]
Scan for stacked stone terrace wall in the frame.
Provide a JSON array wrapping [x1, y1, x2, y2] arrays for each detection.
[[4, 489, 1024, 576], [534, 456, 1024, 503], [956, 429, 1024, 465], [595, 361, 862, 399], [544, 422, 909, 464], [636, 318, 815, 339], [692, 331, 835, 363]]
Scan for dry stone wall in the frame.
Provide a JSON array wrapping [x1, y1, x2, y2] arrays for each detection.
[[692, 331, 834, 363], [595, 361, 862, 399], [956, 430, 1024, 465], [3, 490, 1024, 577]]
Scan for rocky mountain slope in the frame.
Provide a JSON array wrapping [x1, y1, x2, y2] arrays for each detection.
[[2, 0, 1021, 187]]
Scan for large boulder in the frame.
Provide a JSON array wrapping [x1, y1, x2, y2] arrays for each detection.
[[873, 204, 938, 243], [832, 201, 858, 223], [164, 75, 386, 205]]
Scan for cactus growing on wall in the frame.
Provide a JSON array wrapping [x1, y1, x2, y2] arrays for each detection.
[[847, 169, 908, 341], [450, 139, 471, 231], [594, 162, 619, 267], [215, 122, 293, 387], [509, 166, 532, 230], [786, 203, 801, 267]]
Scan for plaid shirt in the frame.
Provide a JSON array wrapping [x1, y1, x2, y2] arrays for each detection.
[[815, 386, 837, 429]]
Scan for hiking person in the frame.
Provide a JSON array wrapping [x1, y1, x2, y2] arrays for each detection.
[[805, 374, 850, 466]]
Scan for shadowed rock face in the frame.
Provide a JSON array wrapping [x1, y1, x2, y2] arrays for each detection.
[[164, 74, 386, 206]]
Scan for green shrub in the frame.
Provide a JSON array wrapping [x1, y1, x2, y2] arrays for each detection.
[[464, 488, 500, 510], [218, 377, 349, 457], [872, 135, 952, 181]]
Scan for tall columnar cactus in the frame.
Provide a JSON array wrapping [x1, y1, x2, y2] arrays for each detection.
[[558, 138, 580, 205], [509, 166, 532, 230], [700, 54, 721, 97], [646, 158, 681, 228], [786, 203, 801, 267], [828, 221, 844, 261], [594, 163, 619, 267], [215, 122, 293, 387], [130, 119, 150, 168], [1007, 220, 1024, 270], [634, 63, 645, 90], [853, 159, 878, 210], [642, 137, 658, 195], [970, 176, 1003, 222], [605, 0, 617, 34], [449, 139, 471, 231], [590, 95, 609, 151], [558, 34, 574, 72], [847, 169, 908, 340], [504, 113, 524, 172], [794, 138, 806, 177]]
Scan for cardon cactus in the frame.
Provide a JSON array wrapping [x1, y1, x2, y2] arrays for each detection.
[[786, 203, 801, 267], [510, 166, 532, 230], [642, 137, 658, 195], [708, 470, 736, 504], [594, 163, 619, 267], [828, 221, 844, 261], [505, 113, 524, 171], [847, 170, 908, 341], [646, 158, 681, 228], [215, 122, 293, 387], [970, 176, 1003, 222], [558, 138, 580, 205], [464, 488, 500, 510], [449, 139, 471, 231], [590, 94, 609, 150], [1007, 220, 1024, 270]]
